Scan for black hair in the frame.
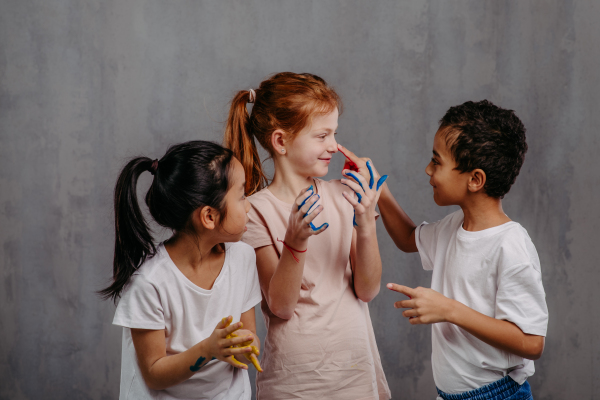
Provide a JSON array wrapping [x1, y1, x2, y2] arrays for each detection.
[[99, 140, 234, 302], [439, 100, 528, 199]]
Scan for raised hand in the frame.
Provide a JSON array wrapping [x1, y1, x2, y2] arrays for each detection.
[[285, 185, 329, 248]]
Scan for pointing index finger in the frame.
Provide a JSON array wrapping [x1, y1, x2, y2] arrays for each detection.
[[337, 144, 359, 171], [386, 283, 415, 299]]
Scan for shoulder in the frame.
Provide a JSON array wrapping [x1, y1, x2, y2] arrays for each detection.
[[317, 178, 346, 195], [420, 209, 464, 234], [494, 223, 541, 271], [225, 241, 256, 260]]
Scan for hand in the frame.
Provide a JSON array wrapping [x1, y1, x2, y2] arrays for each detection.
[[387, 283, 456, 325], [221, 318, 263, 372], [338, 144, 387, 190], [285, 185, 328, 248], [204, 316, 254, 369]]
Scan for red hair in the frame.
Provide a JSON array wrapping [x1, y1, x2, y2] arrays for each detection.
[[224, 72, 342, 195]]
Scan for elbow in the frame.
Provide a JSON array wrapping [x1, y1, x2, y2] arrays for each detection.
[[143, 376, 166, 391], [267, 297, 295, 320], [524, 337, 545, 360], [356, 285, 380, 303]]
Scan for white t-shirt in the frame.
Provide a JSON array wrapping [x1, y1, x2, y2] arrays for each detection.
[[415, 210, 548, 394], [113, 242, 262, 400]]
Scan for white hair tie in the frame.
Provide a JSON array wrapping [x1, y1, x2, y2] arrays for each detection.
[[248, 88, 256, 103]]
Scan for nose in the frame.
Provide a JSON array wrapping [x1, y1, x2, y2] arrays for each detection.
[[327, 136, 338, 153], [425, 161, 433, 177]]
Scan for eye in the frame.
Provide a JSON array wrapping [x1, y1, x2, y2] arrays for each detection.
[[431, 157, 439, 165]]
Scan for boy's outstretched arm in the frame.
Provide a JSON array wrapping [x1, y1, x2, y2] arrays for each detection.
[[388, 284, 545, 360], [338, 144, 418, 253]]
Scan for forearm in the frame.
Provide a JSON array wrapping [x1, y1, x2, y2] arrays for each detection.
[[448, 300, 545, 360], [267, 238, 307, 319], [377, 183, 417, 252], [141, 341, 211, 391], [352, 224, 382, 302]]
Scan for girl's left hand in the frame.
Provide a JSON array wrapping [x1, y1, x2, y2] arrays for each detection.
[[341, 161, 387, 229], [387, 283, 456, 325]]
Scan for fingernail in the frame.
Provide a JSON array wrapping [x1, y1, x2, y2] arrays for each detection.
[[387, 283, 393, 289]]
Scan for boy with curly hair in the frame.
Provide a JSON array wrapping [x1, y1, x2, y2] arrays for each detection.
[[341, 100, 548, 400]]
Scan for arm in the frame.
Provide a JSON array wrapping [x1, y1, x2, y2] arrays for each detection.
[[349, 226, 382, 302], [255, 187, 328, 320], [388, 284, 545, 360], [338, 144, 417, 253], [130, 317, 254, 391]]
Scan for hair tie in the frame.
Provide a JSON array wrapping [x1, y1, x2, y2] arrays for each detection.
[[248, 88, 256, 104], [149, 159, 159, 175]]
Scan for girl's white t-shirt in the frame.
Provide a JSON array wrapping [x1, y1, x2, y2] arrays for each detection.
[[113, 242, 262, 400], [415, 210, 548, 394]]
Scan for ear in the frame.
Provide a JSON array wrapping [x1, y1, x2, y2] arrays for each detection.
[[467, 169, 486, 193], [194, 206, 218, 230], [271, 129, 287, 155]]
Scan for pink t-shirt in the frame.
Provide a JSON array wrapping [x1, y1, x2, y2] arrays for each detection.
[[242, 178, 391, 400]]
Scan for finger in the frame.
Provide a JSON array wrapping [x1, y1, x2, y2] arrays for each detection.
[[223, 321, 243, 336], [225, 355, 248, 369], [224, 334, 255, 347], [310, 221, 329, 233], [344, 171, 367, 192], [376, 175, 388, 191], [296, 186, 315, 211], [386, 283, 417, 299], [409, 317, 422, 325], [245, 353, 263, 372], [300, 194, 320, 216], [218, 316, 232, 329], [303, 195, 321, 218], [402, 309, 419, 318], [342, 191, 366, 212], [394, 299, 416, 309], [341, 178, 366, 200], [366, 160, 375, 189], [223, 345, 254, 356], [303, 204, 324, 223], [337, 144, 360, 170]]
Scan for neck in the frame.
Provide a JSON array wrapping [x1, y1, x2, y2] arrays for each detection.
[[460, 194, 511, 232], [165, 231, 222, 271], [268, 158, 315, 203]]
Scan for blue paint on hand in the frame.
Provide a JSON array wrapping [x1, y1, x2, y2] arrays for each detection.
[[303, 194, 320, 218], [366, 161, 375, 189], [297, 185, 314, 211], [376, 175, 388, 190], [310, 222, 329, 231], [346, 172, 365, 192], [190, 356, 207, 372]]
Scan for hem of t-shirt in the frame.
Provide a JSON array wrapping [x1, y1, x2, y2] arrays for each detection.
[[415, 223, 434, 271], [112, 319, 165, 330], [243, 294, 263, 313], [510, 321, 547, 337]]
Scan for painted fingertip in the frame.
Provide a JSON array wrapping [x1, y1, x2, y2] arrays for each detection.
[[387, 283, 393, 289], [376, 175, 388, 190]]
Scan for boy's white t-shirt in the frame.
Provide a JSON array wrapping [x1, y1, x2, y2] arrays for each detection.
[[113, 242, 262, 400], [415, 210, 548, 394]]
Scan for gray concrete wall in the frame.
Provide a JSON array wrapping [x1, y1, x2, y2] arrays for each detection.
[[1, 1, 598, 399]]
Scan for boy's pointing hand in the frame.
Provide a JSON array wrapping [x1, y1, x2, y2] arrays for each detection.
[[387, 283, 457, 325]]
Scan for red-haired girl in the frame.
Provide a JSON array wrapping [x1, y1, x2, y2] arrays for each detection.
[[224, 72, 391, 400]]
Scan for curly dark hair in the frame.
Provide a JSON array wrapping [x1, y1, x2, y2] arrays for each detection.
[[439, 100, 528, 199]]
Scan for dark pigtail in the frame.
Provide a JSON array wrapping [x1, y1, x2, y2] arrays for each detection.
[[99, 141, 234, 303], [99, 157, 156, 302]]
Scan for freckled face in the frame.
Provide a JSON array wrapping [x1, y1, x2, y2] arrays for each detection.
[[425, 130, 470, 206], [219, 158, 251, 241], [286, 108, 339, 178]]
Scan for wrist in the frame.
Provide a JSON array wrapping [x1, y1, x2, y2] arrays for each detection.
[[283, 234, 308, 252], [355, 222, 377, 237], [444, 298, 461, 324]]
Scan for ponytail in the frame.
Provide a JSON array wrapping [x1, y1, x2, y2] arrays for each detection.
[[99, 157, 156, 302], [99, 141, 235, 303], [224, 90, 268, 196]]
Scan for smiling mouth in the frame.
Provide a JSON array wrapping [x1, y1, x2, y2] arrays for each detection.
[[319, 158, 332, 161]]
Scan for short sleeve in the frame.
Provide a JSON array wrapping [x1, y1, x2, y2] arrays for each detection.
[[242, 204, 274, 249], [415, 222, 437, 271], [242, 250, 262, 312], [113, 274, 165, 330], [495, 262, 548, 336]]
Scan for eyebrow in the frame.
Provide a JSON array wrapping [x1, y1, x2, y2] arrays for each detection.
[[432, 150, 441, 158]]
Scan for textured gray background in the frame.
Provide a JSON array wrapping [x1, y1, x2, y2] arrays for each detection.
[[1, 1, 599, 399]]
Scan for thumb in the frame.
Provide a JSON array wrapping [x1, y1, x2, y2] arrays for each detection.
[[386, 283, 415, 299]]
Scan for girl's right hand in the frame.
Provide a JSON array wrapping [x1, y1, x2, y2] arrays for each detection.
[[285, 185, 328, 248], [205, 316, 254, 369]]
